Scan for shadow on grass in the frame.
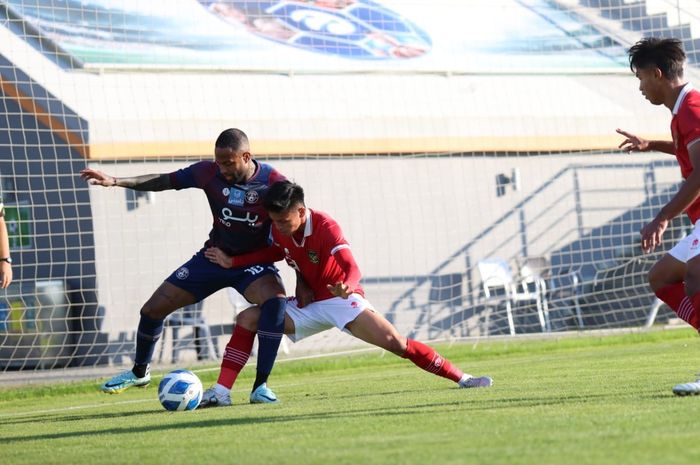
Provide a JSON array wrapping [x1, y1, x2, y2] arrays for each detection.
[[1, 387, 674, 442], [2, 406, 163, 426]]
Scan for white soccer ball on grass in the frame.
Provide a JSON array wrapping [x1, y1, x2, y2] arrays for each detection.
[[157, 369, 203, 411]]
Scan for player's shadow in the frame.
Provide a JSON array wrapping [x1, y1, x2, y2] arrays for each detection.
[[0, 400, 506, 443], [0, 388, 666, 443], [1, 407, 166, 426]]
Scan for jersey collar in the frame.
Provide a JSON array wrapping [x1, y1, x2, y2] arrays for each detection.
[[292, 208, 313, 248], [673, 82, 693, 115]]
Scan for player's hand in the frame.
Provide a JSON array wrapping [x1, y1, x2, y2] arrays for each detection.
[[295, 280, 314, 308], [204, 247, 232, 269], [0, 261, 12, 289], [616, 128, 650, 153], [79, 168, 118, 187], [327, 281, 352, 299], [640, 217, 669, 254]]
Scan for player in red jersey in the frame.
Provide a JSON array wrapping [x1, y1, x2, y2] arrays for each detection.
[[616, 38, 700, 395], [80, 129, 288, 402], [198, 180, 492, 407]]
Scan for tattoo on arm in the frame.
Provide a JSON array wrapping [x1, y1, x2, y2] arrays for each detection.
[[118, 174, 172, 191]]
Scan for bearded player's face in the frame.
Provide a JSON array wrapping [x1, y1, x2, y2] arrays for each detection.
[[215, 146, 251, 184]]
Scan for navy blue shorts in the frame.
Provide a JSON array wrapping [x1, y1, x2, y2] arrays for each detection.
[[165, 250, 280, 302]]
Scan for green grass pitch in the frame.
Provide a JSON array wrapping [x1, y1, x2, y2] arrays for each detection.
[[3, 330, 700, 465]]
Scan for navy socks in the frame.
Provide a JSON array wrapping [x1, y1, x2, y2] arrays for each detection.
[[253, 297, 286, 389], [133, 312, 164, 373]]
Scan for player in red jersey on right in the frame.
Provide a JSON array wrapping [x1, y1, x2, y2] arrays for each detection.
[[616, 38, 700, 395], [197, 180, 492, 407]]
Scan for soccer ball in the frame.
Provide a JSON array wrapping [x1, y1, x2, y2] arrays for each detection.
[[157, 369, 203, 411]]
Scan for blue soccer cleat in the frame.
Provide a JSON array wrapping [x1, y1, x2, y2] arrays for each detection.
[[101, 368, 151, 394], [250, 383, 279, 404], [458, 374, 493, 389]]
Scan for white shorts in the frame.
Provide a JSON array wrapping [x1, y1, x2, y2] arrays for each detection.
[[285, 294, 373, 342], [669, 221, 700, 263]]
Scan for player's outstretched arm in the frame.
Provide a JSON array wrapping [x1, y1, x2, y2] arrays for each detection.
[[80, 168, 172, 191], [0, 216, 12, 289], [327, 281, 352, 299], [326, 248, 362, 300], [204, 246, 285, 269], [616, 128, 675, 155]]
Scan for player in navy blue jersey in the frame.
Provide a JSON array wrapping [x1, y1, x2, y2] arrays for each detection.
[[80, 128, 287, 403]]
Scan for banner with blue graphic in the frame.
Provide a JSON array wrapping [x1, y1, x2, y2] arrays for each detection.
[[4, 0, 628, 71]]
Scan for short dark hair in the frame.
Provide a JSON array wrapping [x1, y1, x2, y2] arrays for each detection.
[[263, 181, 305, 213], [215, 128, 249, 152], [628, 37, 686, 79]]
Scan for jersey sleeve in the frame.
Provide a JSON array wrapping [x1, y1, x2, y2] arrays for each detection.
[[169, 161, 215, 190], [268, 167, 287, 185], [681, 102, 700, 149], [333, 247, 362, 292], [320, 217, 349, 258], [231, 245, 285, 268]]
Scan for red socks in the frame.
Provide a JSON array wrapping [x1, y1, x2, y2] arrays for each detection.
[[217, 325, 256, 389], [655, 283, 700, 329], [401, 339, 463, 383], [690, 292, 700, 329]]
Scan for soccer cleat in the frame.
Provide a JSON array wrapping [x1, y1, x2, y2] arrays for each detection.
[[673, 380, 700, 396], [101, 368, 151, 394], [250, 383, 279, 404], [198, 387, 232, 408], [458, 374, 493, 389]]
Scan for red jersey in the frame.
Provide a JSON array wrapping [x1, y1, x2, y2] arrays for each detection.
[[671, 84, 700, 222], [271, 209, 364, 302]]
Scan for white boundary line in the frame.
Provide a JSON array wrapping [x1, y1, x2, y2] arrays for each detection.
[[0, 398, 154, 419]]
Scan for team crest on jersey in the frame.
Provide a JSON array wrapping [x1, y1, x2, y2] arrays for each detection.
[[175, 267, 190, 280], [245, 190, 259, 204], [308, 250, 319, 264], [222, 187, 230, 196], [692, 239, 699, 250]]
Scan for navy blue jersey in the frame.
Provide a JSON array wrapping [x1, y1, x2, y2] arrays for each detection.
[[169, 160, 285, 256]]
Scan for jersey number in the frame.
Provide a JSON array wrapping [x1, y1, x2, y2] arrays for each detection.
[[244, 265, 265, 275]]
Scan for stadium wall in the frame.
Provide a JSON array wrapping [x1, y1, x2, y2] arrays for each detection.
[[0, 20, 674, 158], [0, 54, 105, 369]]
